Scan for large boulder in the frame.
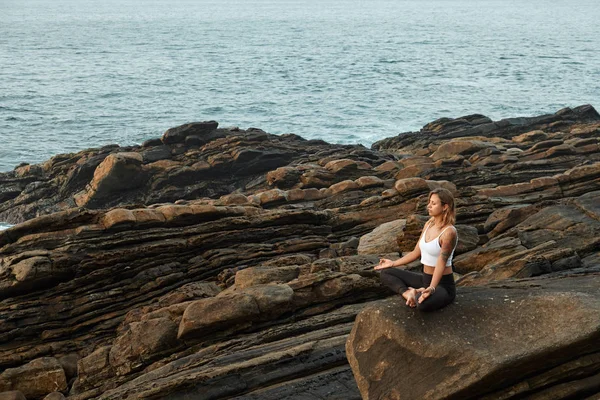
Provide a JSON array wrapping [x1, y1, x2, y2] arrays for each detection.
[[235, 265, 301, 289], [0, 357, 67, 399], [161, 121, 219, 145], [177, 284, 295, 340], [0, 392, 26, 400], [357, 219, 406, 255], [346, 273, 600, 400], [109, 317, 179, 375], [431, 139, 495, 161], [74, 152, 148, 208]]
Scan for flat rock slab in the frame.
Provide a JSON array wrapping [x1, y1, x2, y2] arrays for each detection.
[[346, 273, 600, 400]]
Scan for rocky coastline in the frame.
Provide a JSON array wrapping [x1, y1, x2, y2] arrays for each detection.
[[0, 105, 599, 399]]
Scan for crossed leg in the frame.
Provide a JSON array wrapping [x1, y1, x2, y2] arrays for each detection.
[[379, 268, 424, 308]]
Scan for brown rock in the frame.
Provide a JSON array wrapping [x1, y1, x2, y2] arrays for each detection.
[[130, 208, 166, 226], [241, 284, 295, 317], [557, 162, 600, 186], [261, 254, 314, 267], [399, 156, 434, 168], [374, 161, 401, 172], [100, 208, 136, 230], [207, 152, 233, 168], [357, 219, 406, 255], [109, 318, 179, 375], [140, 144, 171, 163], [329, 180, 359, 194], [142, 302, 193, 323], [145, 159, 181, 171], [300, 169, 335, 188], [324, 159, 360, 174], [286, 188, 325, 202], [79, 152, 146, 207], [178, 293, 260, 340], [346, 275, 600, 400], [433, 155, 466, 168], [512, 130, 548, 143], [220, 193, 250, 205], [355, 176, 384, 189], [0, 357, 67, 399], [454, 224, 479, 255], [381, 188, 398, 198], [43, 393, 66, 400], [394, 178, 430, 198], [0, 254, 70, 299], [454, 236, 526, 275], [529, 139, 564, 152], [266, 166, 301, 189], [476, 154, 517, 166], [257, 189, 287, 206], [57, 353, 80, 382], [75, 346, 113, 393], [484, 204, 540, 238], [318, 248, 337, 259], [509, 201, 600, 255], [426, 180, 458, 196], [477, 177, 561, 202], [313, 274, 377, 302], [545, 144, 576, 158], [393, 163, 435, 180], [0, 392, 26, 400], [235, 266, 301, 289], [458, 240, 562, 285], [157, 282, 221, 307], [431, 140, 494, 161], [155, 204, 194, 223], [360, 196, 383, 206], [161, 121, 218, 145], [15, 164, 42, 178]]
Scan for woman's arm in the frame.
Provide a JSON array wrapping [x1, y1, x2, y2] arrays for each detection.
[[375, 220, 431, 270], [375, 241, 421, 270]]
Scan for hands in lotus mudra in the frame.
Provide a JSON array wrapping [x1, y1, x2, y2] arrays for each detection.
[[374, 258, 394, 270]]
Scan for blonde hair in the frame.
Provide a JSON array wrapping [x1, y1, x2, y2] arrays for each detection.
[[428, 188, 456, 226]]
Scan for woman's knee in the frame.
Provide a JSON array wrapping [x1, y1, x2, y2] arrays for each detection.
[[417, 295, 452, 312], [416, 300, 438, 312], [379, 268, 394, 283]]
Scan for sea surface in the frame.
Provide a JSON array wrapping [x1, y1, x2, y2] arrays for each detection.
[[1, 0, 599, 173]]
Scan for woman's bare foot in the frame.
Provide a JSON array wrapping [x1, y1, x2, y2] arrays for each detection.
[[402, 288, 417, 308]]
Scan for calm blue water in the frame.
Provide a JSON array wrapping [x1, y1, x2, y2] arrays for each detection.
[[1, 0, 599, 172]]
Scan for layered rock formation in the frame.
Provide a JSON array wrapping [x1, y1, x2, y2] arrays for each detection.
[[0, 105, 599, 399]]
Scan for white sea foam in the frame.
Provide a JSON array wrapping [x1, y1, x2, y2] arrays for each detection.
[[0, 223, 13, 231]]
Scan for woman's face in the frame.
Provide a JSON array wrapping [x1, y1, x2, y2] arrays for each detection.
[[427, 194, 447, 217]]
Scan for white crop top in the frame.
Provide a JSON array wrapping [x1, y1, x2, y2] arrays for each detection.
[[419, 222, 458, 267]]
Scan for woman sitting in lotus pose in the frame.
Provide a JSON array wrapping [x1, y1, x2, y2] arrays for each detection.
[[375, 188, 458, 312]]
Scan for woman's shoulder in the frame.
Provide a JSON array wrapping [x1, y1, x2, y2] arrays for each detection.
[[441, 224, 458, 240]]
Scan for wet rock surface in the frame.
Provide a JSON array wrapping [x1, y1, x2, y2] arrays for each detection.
[[0, 105, 599, 399]]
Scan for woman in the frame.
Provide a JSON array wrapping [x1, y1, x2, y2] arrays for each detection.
[[374, 188, 458, 312]]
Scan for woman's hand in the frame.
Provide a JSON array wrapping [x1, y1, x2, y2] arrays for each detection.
[[417, 286, 435, 303], [374, 258, 394, 270]]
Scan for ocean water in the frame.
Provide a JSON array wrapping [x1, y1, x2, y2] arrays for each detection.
[[0, 0, 599, 172]]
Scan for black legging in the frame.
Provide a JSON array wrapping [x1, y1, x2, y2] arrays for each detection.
[[379, 268, 456, 312]]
